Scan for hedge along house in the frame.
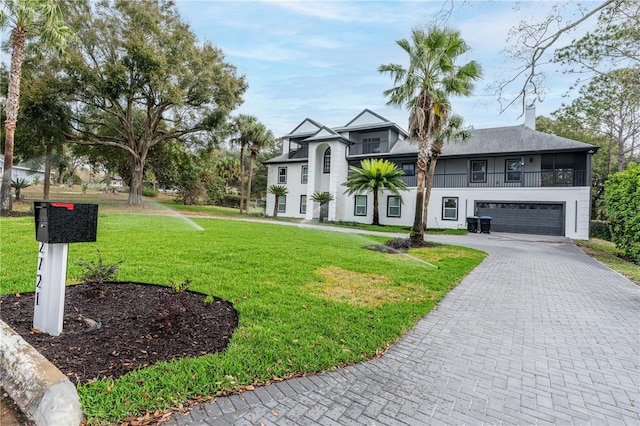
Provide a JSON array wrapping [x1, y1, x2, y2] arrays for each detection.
[[264, 108, 598, 239]]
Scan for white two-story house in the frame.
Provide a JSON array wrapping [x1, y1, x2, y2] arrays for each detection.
[[264, 108, 598, 239]]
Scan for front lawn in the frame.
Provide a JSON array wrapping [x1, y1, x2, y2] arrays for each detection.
[[0, 214, 485, 423]]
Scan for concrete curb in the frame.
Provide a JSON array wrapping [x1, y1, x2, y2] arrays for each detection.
[[0, 320, 83, 426]]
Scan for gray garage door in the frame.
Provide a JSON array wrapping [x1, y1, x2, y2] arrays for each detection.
[[476, 202, 564, 236]]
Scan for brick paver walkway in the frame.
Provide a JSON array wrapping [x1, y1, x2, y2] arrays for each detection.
[[166, 233, 640, 425]]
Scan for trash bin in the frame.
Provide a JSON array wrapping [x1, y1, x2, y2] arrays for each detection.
[[466, 216, 479, 233], [479, 216, 492, 234], [34, 201, 99, 243]]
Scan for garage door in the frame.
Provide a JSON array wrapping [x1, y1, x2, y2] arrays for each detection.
[[475, 202, 564, 236]]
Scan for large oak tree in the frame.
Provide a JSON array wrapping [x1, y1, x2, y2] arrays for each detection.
[[62, 0, 246, 205]]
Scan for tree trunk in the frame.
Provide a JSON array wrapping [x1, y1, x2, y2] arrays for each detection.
[[127, 155, 145, 205], [272, 194, 279, 218], [239, 146, 245, 213], [1, 27, 27, 216], [0, 123, 15, 216], [372, 189, 380, 226], [246, 153, 255, 214], [411, 139, 428, 241], [43, 143, 52, 200], [422, 155, 439, 231]]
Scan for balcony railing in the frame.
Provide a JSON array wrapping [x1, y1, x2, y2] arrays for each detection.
[[399, 170, 587, 188], [349, 141, 390, 155], [289, 145, 309, 159]]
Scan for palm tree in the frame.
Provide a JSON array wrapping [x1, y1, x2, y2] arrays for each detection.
[[422, 115, 471, 230], [268, 184, 288, 219], [343, 159, 407, 226], [230, 115, 258, 214], [11, 177, 31, 200], [0, 0, 74, 216], [311, 191, 334, 223], [245, 123, 274, 214], [379, 27, 482, 240]]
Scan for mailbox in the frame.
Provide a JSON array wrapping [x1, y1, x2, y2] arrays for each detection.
[[34, 202, 98, 243]]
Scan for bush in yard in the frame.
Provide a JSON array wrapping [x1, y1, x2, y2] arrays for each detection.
[[590, 220, 612, 241], [142, 187, 158, 197], [604, 163, 640, 263]]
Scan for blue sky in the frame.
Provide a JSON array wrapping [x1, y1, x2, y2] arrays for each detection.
[[175, 0, 601, 136]]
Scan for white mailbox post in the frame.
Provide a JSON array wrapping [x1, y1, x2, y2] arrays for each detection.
[[33, 202, 98, 336]]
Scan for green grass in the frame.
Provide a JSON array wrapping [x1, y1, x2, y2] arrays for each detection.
[[574, 239, 640, 284], [0, 214, 485, 423]]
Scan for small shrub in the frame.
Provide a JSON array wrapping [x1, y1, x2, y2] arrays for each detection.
[[204, 295, 214, 306], [76, 252, 123, 297], [142, 187, 158, 197], [590, 220, 612, 241], [81, 183, 88, 193], [156, 280, 193, 328]]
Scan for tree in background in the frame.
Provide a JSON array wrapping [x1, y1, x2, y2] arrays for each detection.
[[379, 27, 481, 241], [61, 0, 246, 206], [604, 163, 640, 263], [268, 185, 288, 219], [245, 122, 274, 214], [0, 0, 74, 215], [499, 0, 637, 113], [553, 68, 639, 173], [343, 159, 407, 226]]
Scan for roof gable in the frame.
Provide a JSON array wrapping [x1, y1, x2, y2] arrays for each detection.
[[288, 118, 324, 135], [344, 109, 390, 128]]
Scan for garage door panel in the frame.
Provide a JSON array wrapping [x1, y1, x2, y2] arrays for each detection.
[[476, 202, 564, 236]]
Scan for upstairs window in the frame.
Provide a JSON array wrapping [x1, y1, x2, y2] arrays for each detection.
[[470, 160, 487, 183], [505, 159, 522, 182], [278, 167, 287, 184], [323, 148, 331, 173], [301, 165, 308, 184], [402, 163, 415, 176]]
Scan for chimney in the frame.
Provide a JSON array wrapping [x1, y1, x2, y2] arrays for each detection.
[[524, 104, 536, 130]]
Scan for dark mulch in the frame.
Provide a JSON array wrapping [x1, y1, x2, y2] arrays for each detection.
[[365, 237, 438, 253], [0, 283, 238, 384]]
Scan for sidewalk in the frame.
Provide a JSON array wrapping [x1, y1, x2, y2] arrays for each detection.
[[166, 232, 640, 425]]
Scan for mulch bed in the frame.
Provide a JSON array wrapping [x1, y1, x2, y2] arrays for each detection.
[[0, 283, 238, 384]]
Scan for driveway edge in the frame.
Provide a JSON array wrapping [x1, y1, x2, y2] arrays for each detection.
[[0, 320, 83, 426]]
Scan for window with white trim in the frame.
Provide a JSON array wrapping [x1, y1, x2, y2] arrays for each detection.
[[277, 195, 286, 213], [442, 197, 458, 220], [301, 165, 308, 184], [278, 167, 287, 184], [300, 195, 307, 214], [387, 196, 401, 217], [354, 195, 367, 216]]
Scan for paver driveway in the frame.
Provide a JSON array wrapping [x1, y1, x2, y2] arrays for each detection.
[[167, 233, 640, 425]]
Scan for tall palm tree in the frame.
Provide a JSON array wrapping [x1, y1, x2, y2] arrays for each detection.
[[245, 123, 274, 214], [343, 159, 407, 226], [230, 114, 258, 214], [0, 0, 74, 216], [379, 27, 482, 240], [310, 191, 334, 223], [268, 184, 288, 219], [422, 115, 471, 230]]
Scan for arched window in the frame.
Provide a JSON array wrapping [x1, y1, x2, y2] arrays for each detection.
[[323, 147, 331, 173]]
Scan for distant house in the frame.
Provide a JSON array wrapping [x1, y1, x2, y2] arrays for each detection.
[[0, 155, 46, 184], [264, 108, 598, 240]]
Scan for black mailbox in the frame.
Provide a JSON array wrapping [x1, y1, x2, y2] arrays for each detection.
[[34, 202, 98, 243]]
